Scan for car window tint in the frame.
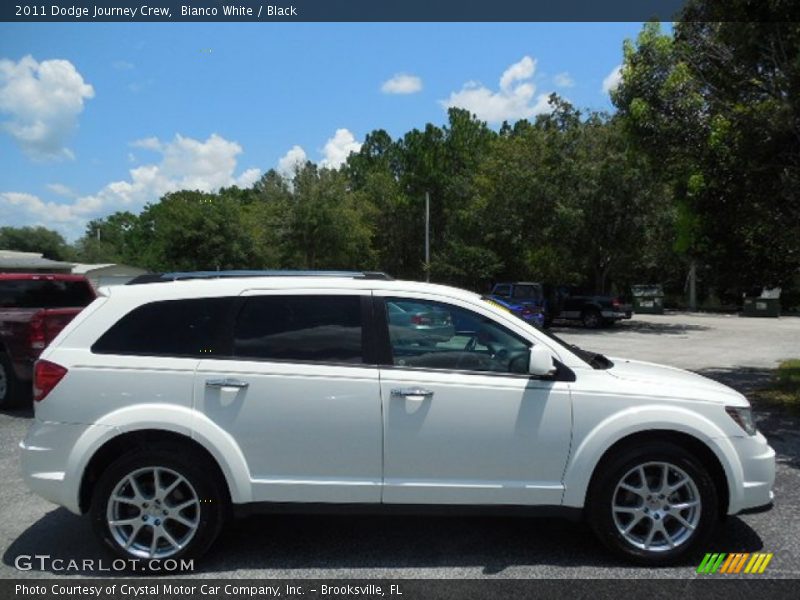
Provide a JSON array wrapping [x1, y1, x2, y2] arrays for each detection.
[[384, 298, 530, 374], [233, 295, 363, 364], [92, 297, 233, 356], [0, 279, 94, 308]]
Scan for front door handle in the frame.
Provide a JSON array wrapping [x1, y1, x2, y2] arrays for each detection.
[[206, 378, 250, 389], [391, 388, 434, 401]]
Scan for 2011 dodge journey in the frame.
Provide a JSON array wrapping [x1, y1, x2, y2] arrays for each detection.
[[20, 271, 775, 566]]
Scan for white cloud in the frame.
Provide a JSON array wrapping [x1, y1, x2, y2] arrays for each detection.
[[46, 183, 76, 198], [0, 192, 85, 240], [277, 145, 307, 176], [112, 60, 134, 70], [132, 136, 162, 151], [1, 133, 260, 240], [320, 129, 361, 169], [554, 72, 575, 88], [0, 55, 94, 160], [381, 73, 423, 94], [602, 65, 623, 94], [441, 56, 552, 123]]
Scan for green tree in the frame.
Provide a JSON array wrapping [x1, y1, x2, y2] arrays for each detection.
[[285, 164, 376, 270], [614, 13, 800, 296], [0, 226, 73, 261], [74, 212, 140, 264], [133, 189, 255, 271]]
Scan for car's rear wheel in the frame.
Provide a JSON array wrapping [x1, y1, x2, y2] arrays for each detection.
[[588, 441, 719, 565], [0, 353, 27, 409], [582, 308, 602, 329], [90, 444, 226, 568]]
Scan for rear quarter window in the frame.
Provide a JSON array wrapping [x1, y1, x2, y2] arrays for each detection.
[[92, 297, 233, 357]]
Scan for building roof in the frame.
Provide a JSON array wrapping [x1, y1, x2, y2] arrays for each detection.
[[0, 250, 74, 271]]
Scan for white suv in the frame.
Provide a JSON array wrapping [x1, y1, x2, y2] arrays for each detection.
[[20, 272, 775, 566]]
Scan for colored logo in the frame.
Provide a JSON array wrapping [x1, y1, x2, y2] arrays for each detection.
[[697, 552, 773, 574]]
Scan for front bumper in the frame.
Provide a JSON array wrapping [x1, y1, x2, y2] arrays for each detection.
[[727, 431, 776, 515]]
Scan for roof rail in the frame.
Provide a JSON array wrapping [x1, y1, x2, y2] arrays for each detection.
[[126, 270, 394, 285]]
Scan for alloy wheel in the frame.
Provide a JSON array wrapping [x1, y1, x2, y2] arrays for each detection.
[[611, 461, 702, 552], [106, 466, 201, 559]]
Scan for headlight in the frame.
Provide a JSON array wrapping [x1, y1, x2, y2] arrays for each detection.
[[725, 406, 757, 436]]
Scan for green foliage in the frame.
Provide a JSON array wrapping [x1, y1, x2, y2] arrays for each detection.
[[15, 6, 799, 307], [614, 10, 800, 295], [0, 226, 74, 261]]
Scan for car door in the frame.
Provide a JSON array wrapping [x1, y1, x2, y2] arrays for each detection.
[[375, 294, 573, 506], [195, 290, 382, 504]]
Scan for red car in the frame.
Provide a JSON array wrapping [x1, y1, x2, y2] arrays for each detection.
[[0, 273, 96, 408]]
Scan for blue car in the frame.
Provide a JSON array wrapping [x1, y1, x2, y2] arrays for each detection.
[[487, 282, 547, 328]]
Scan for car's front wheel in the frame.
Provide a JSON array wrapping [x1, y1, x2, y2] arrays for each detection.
[[588, 441, 719, 565], [90, 444, 227, 567]]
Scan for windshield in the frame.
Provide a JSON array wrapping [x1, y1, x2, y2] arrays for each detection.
[[512, 284, 542, 301]]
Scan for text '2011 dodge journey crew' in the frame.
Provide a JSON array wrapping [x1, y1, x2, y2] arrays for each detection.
[[20, 271, 775, 567]]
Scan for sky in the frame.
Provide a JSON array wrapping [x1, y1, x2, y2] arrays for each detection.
[[0, 22, 650, 241]]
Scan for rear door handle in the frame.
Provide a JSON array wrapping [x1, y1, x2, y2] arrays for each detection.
[[391, 388, 434, 400], [205, 378, 249, 389]]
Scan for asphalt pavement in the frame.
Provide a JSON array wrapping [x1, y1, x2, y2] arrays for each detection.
[[1, 312, 798, 579]]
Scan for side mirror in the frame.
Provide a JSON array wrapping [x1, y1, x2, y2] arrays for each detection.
[[528, 345, 556, 377]]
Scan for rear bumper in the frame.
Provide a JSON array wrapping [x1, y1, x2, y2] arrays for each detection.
[[600, 310, 632, 320], [19, 419, 111, 515]]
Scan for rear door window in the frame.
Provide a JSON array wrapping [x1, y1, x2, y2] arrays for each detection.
[[233, 295, 364, 364]]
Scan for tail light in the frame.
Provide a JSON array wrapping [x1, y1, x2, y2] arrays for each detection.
[[410, 314, 432, 325], [612, 298, 621, 309], [29, 311, 47, 350], [33, 360, 68, 402]]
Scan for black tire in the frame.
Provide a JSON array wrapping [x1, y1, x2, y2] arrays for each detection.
[[588, 441, 719, 566], [582, 308, 602, 329], [90, 443, 227, 570], [0, 353, 28, 409]]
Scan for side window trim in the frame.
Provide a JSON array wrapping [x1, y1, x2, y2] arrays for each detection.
[[369, 294, 393, 366]]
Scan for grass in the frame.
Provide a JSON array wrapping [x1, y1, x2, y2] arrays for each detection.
[[753, 359, 800, 412]]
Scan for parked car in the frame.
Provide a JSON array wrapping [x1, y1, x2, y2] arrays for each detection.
[[387, 300, 455, 345], [488, 282, 546, 327], [545, 284, 632, 328], [0, 273, 96, 408], [21, 271, 774, 568]]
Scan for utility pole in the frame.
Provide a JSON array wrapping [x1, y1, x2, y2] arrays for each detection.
[[425, 191, 430, 282], [688, 259, 697, 311]]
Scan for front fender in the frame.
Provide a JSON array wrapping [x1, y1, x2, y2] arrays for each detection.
[[65, 404, 252, 512], [561, 404, 742, 511]]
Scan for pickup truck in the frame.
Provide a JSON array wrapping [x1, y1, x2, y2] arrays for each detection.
[[0, 273, 96, 408], [545, 284, 632, 328]]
